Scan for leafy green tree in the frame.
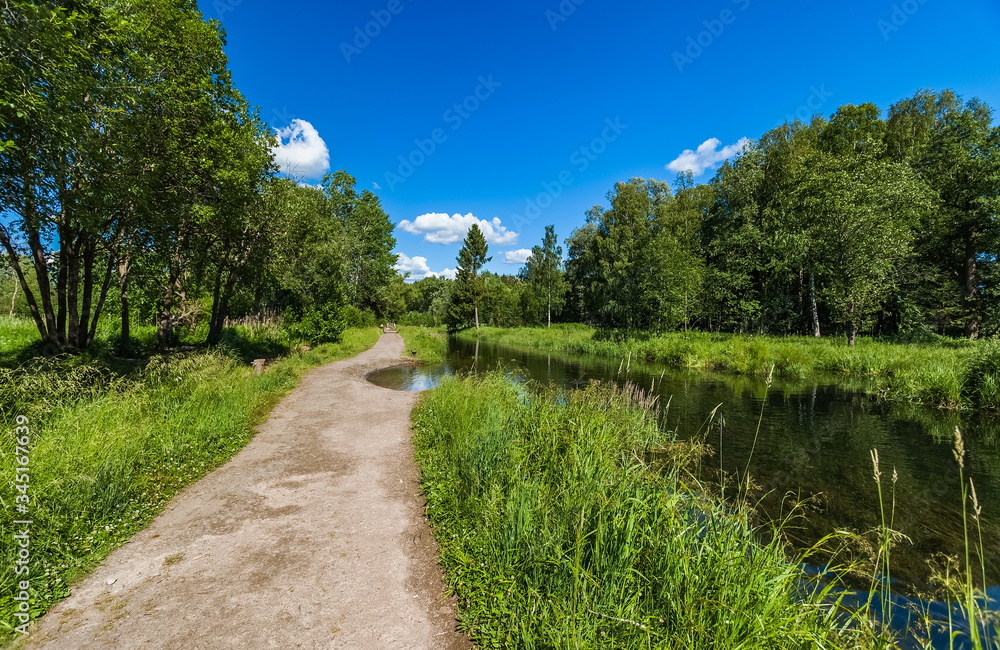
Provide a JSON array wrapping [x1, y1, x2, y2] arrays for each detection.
[[324, 170, 398, 320], [481, 273, 524, 327], [791, 104, 932, 345], [269, 179, 348, 343], [520, 225, 567, 327], [564, 208, 601, 323], [887, 89, 1000, 338]]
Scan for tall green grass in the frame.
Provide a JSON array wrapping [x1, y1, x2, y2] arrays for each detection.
[[412, 374, 889, 648], [457, 326, 997, 410], [0, 325, 380, 637]]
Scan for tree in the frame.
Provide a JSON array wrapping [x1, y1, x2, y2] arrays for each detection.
[[887, 90, 1000, 338], [790, 104, 932, 345], [449, 223, 491, 330], [324, 170, 398, 320], [520, 225, 567, 327], [270, 179, 348, 343]]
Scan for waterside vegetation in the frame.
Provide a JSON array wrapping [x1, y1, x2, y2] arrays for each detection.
[[454, 325, 1000, 411], [412, 372, 999, 648]]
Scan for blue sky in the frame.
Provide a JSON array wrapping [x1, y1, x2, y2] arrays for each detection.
[[201, 0, 1000, 280]]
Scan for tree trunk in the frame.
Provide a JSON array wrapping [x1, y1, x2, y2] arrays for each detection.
[[797, 268, 804, 328], [809, 271, 820, 338], [0, 230, 46, 338], [848, 324, 857, 347], [119, 255, 132, 352], [207, 270, 237, 345], [157, 272, 179, 350], [474, 304, 480, 330], [963, 227, 979, 340], [207, 269, 224, 345], [76, 236, 96, 349], [86, 247, 116, 348], [25, 225, 61, 348]]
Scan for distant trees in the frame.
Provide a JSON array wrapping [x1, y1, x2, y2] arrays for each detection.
[[563, 177, 708, 332], [520, 225, 567, 327], [448, 224, 491, 331]]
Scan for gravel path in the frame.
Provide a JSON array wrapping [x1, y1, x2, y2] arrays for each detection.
[[22, 333, 470, 649]]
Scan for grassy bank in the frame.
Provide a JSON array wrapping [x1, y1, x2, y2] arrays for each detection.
[[455, 326, 1000, 410], [412, 373, 896, 648], [397, 326, 448, 363], [0, 325, 380, 636]]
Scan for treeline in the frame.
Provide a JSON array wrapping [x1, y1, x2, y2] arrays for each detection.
[[0, 0, 398, 353], [415, 89, 1000, 344]]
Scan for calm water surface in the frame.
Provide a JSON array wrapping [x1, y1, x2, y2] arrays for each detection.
[[368, 336, 1000, 646]]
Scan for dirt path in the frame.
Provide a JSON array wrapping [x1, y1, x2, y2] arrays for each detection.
[[23, 333, 470, 649]]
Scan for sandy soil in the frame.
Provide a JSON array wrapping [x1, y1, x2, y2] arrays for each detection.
[[21, 333, 471, 649]]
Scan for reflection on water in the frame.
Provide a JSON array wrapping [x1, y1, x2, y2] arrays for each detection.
[[367, 363, 455, 391], [367, 335, 1000, 644]]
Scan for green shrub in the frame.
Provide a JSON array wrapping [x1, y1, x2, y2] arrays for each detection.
[[962, 337, 1000, 409], [283, 304, 346, 344]]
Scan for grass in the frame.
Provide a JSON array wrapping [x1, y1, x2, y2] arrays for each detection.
[[397, 326, 448, 363], [0, 321, 380, 638], [414, 372, 1000, 648], [412, 373, 894, 649], [455, 325, 994, 410]]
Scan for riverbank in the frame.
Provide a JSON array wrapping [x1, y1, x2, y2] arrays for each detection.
[[413, 372, 998, 648], [454, 325, 1000, 410], [0, 325, 383, 639], [412, 373, 895, 648]]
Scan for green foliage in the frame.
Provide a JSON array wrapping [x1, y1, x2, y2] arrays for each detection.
[[963, 337, 1000, 410], [282, 304, 346, 345], [0, 1, 399, 353], [519, 225, 568, 326], [448, 224, 491, 331], [412, 375, 882, 648], [557, 90, 1000, 345]]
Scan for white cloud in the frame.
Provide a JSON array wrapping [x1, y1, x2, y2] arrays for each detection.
[[504, 249, 532, 264], [394, 253, 431, 278], [666, 137, 749, 176], [398, 213, 518, 245], [272, 119, 330, 179], [394, 253, 457, 282]]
